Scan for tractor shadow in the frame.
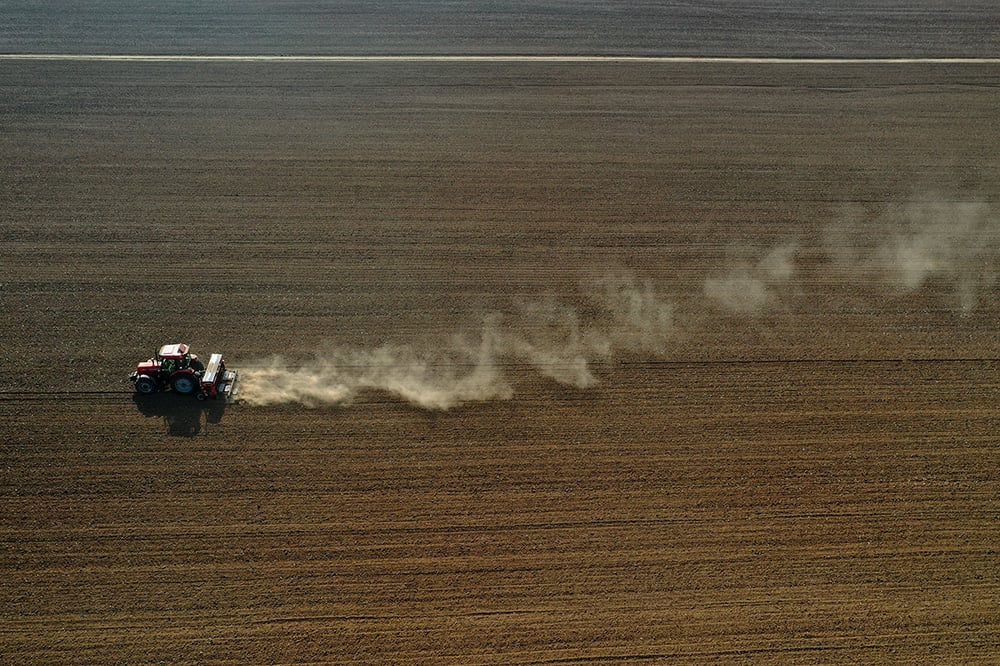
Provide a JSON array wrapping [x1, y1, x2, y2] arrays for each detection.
[[132, 393, 228, 437]]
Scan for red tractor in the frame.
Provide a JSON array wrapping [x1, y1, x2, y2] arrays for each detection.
[[130, 343, 238, 400]]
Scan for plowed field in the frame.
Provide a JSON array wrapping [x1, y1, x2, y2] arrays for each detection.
[[2, 57, 999, 663]]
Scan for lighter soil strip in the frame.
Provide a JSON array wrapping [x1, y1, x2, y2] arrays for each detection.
[[1, 54, 999, 64]]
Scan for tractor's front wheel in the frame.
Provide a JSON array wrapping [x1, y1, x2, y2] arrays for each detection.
[[171, 373, 199, 395], [134, 376, 158, 395]]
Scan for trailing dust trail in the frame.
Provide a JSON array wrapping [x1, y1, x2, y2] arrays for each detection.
[[240, 199, 998, 409], [703, 199, 998, 316], [828, 199, 999, 314], [239, 274, 675, 409], [704, 243, 799, 315], [239, 335, 510, 410]]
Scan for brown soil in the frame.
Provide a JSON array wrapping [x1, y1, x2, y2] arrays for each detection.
[[1, 60, 998, 663]]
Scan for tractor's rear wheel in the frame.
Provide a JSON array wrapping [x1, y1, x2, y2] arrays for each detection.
[[171, 373, 199, 395], [189, 358, 205, 373], [134, 376, 158, 395]]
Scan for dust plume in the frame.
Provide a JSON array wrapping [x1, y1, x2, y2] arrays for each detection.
[[704, 243, 798, 315], [239, 274, 676, 410], [704, 199, 997, 317], [830, 199, 998, 314], [239, 198, 997, 410], [591, 273, 676, 353], [239, 334, 511, 410]]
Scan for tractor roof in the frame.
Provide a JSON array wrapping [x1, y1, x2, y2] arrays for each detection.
[[158, 343, 190, 359]]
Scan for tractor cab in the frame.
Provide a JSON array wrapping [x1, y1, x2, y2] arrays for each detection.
[[156, 343, 199, 369], [136, 344, 201, 377]]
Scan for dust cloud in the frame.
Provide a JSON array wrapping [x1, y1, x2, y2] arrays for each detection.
[[239, 274, 675, 409], [829, 199, 998, 314], [239, 336, 511, 410], [704, 243, 798, 315], [239, 199, 997, 410], [703, 200, 997, 316]]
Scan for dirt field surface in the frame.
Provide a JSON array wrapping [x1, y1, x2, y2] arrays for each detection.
[[3, 1, 998, 58], [3, 12, 1000, 664]]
